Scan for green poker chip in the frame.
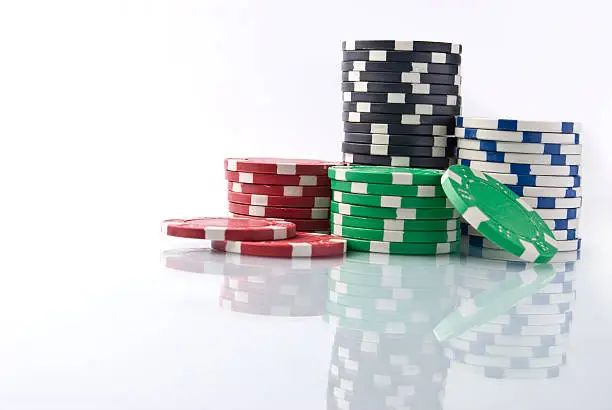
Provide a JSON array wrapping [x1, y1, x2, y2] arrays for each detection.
[[442, 165, 558, 263], [333, 191, 452, 209], [331, 201, 459, 220], [344, 237, 459, 255], [331, 180, 446, 197], [331, 213, 459, 231], [329, 165, 445, 185], [433, 266, 556, 342], [332, 224, 459, 243]]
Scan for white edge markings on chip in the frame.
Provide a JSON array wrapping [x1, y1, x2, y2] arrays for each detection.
[[391, 171, 413, 185], [226, 159, 237, 171], [370, 241, 390, 253], [276, 163, 297, 175], [272, 226, 288, 240], [291, 243, 313, 257], [205, 227, 227, 241], [226, 241, 242, 253]]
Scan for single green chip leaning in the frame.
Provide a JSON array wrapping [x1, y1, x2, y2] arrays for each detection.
[[344, 237, 459, 255], [441, 165, 558, 263], [332, 224, 459, 243], [333, 191, 452, 209], [331, 180, 446, 197], [331, 212, 459, 232], [328, 165, 445, 185], [330, 201, 459, 220]]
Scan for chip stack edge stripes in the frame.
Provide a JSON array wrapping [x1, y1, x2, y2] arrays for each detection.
[[328, 165, 460, 255], [225, 158, 340, 233], [454, 117, 583, 261], [342, 40, 462, 169]]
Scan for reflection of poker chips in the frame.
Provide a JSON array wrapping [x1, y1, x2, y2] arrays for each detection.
[[439, 256, 577, 379], [219, 297, 320, 317]]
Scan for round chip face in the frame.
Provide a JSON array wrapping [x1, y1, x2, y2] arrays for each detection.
[[225, 170, 331, 186], [162, 217, 297, 241], [224, 158, 340, 175], [211, 233, 347, 258], [441, 165, 558, 263], [456, 117, 581, 133], [227, 191, 331, 208], [329, 165, 445, 186]]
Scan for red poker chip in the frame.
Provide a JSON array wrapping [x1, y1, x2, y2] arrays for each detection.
[[225, 157, 341, 176], [228, 182, 332, 197], [229, 213, 331, 232], [228, 202, 329, 220], [211, 233, 347, 258], [225, 170, 331, 186], [228, 191, 331, 209], [162, 217, 297, 241]]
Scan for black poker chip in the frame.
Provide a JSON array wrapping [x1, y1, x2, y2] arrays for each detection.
[[342, 60, 461, 75], [343, 152, 453, 169], [344, 132, 455, 148], [343, 40, 462, 54], [341, 81, 460, 95], [343, 102, 461, 116], [344, 92, 461, 106], [342, 71, 460, 85], [342, 142, 455, 157], [343, 111, 455, 126], [343, 50, 461, 65], [344, 122, 452, 136]]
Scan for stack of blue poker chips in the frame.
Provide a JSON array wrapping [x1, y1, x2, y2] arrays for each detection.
[[455, 116, 583, 261], [325, 253, 456, 409], [341, 40, 463, 170], [437, 257, 577, 379]]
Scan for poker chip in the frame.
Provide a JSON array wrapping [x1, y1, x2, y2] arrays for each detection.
[[456, 139, 582, 155], [344, 91, 460, 106], [343, 40, 462, 54], [225, 170, 331, 186], [458, 159, 581, 176], [479, 173, 581, 187], [224, 157, 339, 175], [162, 217, 296, 241], [506, 185, 582, 198], [520, 197, 583, 209], [227, 191, 331, 208], [465, 234, 582, 252], [227, 181, 331, 197], [341, 81, 461, 95], [343, 152, 453, 168], [333, 191, 452, 209], [343, 102, 461, 116], [461, 222, 580, 241], [329, 166, 445, 185], [535, 208, 580, 220], [211, 232, 347, 258], [331, 180, 446, 197], [332, 224, 459, 243], [344, 132, 452, 147], [331, 201, 459, 220], [342, 238, 459, 255], [456, 127, 579, 144], [344, 122, 452, 136], [331, 213, 459, 232], [457, 149, 581, 165], [544, 218, 579, 230], [342, 60, 461, 74], [457, 117, 581, 133], [442, 165, 558, 263], [461, 243, 580, 263], [228, 202, 329, 219], [343, 50, 461, 64], [342, 142, 452, 157], [342, 70, 461, 85]]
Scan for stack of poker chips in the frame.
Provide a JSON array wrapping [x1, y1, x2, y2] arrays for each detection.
[[225, 158, 340, 233], [439, 257, 577, 379], [325, 253, 454, 410], [328, 165, 460, 255], [455, 117, 582, 261], [341, 40, 462, 169]]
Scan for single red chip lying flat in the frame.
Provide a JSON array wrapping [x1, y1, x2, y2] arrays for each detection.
[[211, 233, 347, 258], [225, 170, 331, 186], [228, 182, 332, 197], [224, 158, 341, 176], [228, 202, 330, 220], [228, 191, 331, 208], [162, 217, 297, 241]]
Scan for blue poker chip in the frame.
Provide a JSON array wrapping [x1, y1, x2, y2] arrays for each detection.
[[456, 127, 580, 144], [479, 173, 581, 187], [464, 234, 582, 252], [456, 117, 581, 133], [457, 149, 581, 166], [506, 185, 582, 198], [456, 139, 582, 155], [458, 159, 581, 176]]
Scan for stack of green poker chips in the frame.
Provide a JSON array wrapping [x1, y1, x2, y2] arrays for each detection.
[[328, 165, 460, 255]]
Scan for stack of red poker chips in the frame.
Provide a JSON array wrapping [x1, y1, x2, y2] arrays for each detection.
[[225, 157, 342, 233]]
